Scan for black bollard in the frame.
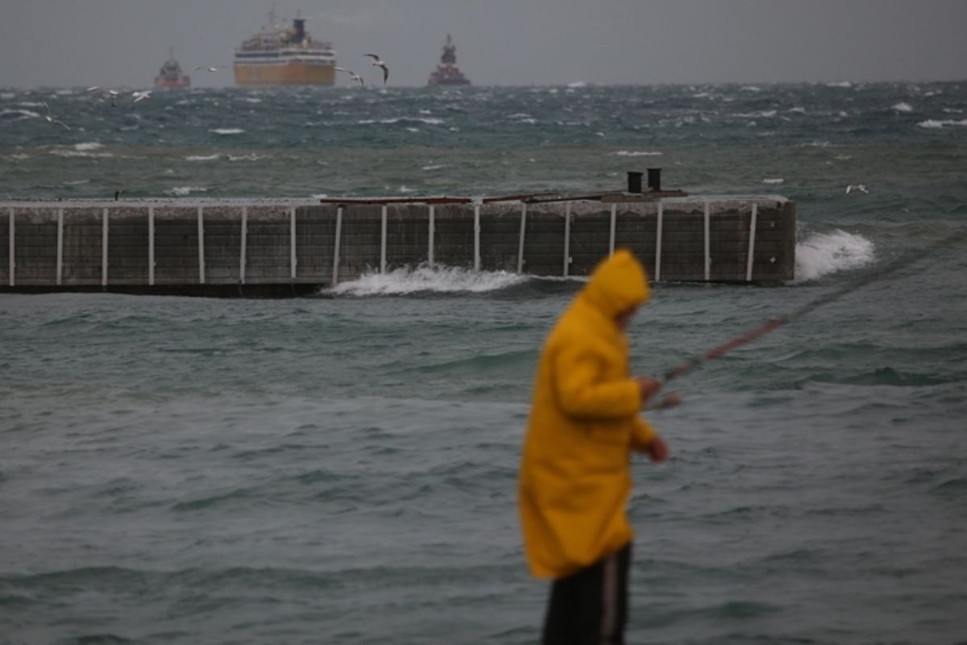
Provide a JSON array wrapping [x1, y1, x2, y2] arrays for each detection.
[[647, 168, 662, 192], [627, 171, 643, 194]]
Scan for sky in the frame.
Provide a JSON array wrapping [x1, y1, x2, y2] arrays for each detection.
[[1, 0, 965, 89]]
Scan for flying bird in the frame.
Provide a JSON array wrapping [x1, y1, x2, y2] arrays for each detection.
[[132, 90, 153, 103], [845, 184, 869, 194], [335, 66, 365, 86], [364, 53, 389, 85], [87, 86, 120, 107], [41, 102, 71, 130]]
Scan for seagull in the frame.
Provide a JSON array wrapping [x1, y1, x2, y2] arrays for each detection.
[[87, 86, 120, 107], [364, 53, 389, 85], [845, 184, 869, 194], [194, 65, 227, 72], [132, 90, 152, 103], [41, 102, 71, 130], [335, 66, 365, 86]]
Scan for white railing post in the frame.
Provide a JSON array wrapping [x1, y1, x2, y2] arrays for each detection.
[[654, 202, 663, 282], [198, 206, 206, 284], [56, 208, 64, 285], [101, 208, 109, 287], [332, 206, 343, 286], [473, 204, 481, 271], [609, 203, 617, 256], [563, 202, 571, 277], [290, 207, 297, 279], [704, 200, 711, 281], [239, 206, 247, 285], [148, 206, 155, 285], [428, 205, 435, 267], [380, 205, 388, 274], [746, 202, 758, 282]]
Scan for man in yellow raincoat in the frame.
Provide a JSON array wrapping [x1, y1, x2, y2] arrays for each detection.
[[519, 249, 676, 644]]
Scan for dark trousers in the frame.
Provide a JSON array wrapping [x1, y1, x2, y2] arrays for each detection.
[[542, 542, 631, 645]]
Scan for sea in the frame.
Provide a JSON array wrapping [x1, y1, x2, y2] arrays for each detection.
[[1, 82, 966, 644]]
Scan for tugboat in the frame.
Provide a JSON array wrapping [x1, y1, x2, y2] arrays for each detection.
[[427, 34, 471, 86], [154, 47, 191, 89], [233, 9, 337, 86]]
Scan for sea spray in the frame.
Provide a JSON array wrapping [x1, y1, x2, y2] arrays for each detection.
[[794, 229, 875, 282], [327, 265, 528, 296]]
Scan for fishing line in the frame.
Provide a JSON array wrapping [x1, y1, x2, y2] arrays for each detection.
[[653, 230, 965, 397]]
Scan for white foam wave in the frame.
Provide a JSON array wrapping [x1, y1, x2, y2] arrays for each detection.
[[762, 178, 784, 184], [611, 150, 663, 157], [917, 119, 967, 129], [892, 102, 913, 113], [166, 186, 209, 196], [329, 265, 527, 296], [794, 230, 875, 282], [1, 108, 39, 120], [186, 154, 220, 162], [210, 128, 244, 135], [74, 142, 104, 151], [827, 81, 853, 88]]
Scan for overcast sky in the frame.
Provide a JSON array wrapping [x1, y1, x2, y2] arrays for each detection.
[[2, 0, 965, 89]]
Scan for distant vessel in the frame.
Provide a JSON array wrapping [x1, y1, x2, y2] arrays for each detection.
[[154, 48, 191, 89], [233, 9, 336, 86], [427, 34, 471, 87]]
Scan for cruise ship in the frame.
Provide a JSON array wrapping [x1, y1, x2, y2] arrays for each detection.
[[427, 34, 471, 87], [233, 10, 336, 86]]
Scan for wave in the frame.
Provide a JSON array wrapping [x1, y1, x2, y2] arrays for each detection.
[[917, 118, 967, 129], [210, 128, 244, 135], [328, 265, 527, 296], [794, 229, 875, 282]]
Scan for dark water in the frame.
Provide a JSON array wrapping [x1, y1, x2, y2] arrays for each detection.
[[2, 83, 966, 644]]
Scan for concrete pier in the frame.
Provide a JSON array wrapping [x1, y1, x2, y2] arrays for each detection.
[[0, 196, 795, 296]]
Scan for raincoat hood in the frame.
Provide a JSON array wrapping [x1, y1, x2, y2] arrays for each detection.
[[580, 249, 650, 319]]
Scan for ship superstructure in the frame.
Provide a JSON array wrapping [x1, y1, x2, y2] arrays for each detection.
[[233, 10, 336, 86], [154, 47, 191, 89], [427, 34, 471, 86]]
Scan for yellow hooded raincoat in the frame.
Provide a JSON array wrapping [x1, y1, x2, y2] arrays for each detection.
[[519, 249, 658, 579]]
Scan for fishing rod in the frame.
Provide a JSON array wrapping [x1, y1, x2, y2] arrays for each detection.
[[653, 230, 965, 397]]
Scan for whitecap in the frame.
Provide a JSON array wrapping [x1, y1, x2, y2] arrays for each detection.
[[917, 119, 967, 129], [762, 178, 784, 184], [0, 92, 15, 100], [328, 265, 527, 296], [827, 81, 853, 88], [794, 230, 875, 282], [741, 86, 762, 92], [166, 186, 209, 196], [210, 128, 244, 135], [567, 81, 587, 89], [611, 151, 663, 157], [185, 154, 220, 162], [892, 102, 913, 113], [422, 164, 446, 171], [1, 108, 40, 120], [74, 142, 104, 151], [398, 185, 417, 194], [406, 127, 420, 133], [228, 153, 262, 161]]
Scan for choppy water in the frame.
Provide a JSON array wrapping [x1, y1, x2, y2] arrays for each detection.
[[2, 82, 967, 644]]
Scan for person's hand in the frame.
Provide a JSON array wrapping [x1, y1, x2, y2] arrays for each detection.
[[636, 377, 661, 402], [647, 435, 669, 463]]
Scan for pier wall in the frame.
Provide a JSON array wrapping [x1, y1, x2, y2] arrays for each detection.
[[0, 197, 795, 295]]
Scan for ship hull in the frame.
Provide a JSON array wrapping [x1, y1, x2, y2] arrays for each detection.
[[234, 62, 335, 86]]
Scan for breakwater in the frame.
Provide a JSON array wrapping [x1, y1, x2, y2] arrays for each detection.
[[0, 196, 795, 296]]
